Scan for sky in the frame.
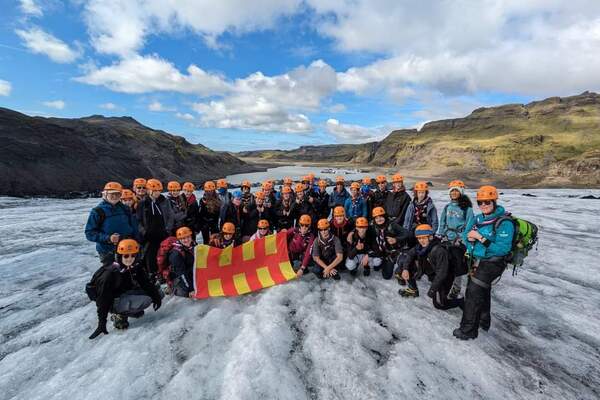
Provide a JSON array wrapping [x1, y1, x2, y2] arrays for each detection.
[[1, 1, 600, 151]]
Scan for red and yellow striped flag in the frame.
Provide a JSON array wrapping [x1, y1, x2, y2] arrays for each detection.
[[193, 231, 296, 298]]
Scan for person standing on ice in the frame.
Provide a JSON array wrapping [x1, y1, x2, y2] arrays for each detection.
[[344, 182, 368, 222], [368, 175, 388, 219], [132, 178, 147, 210], [311, 219, 344, 280], [220, 190, 244, 242], [85, 182, 138, 265], [313, 179, 330, 221], [88, 239, 162, 339], [216, 179, 231, 208], [398, 225, 463, 312], [453, 185, 514, 340], [285, 214, 315, 278], [384, 174, 412, 227], [436, 180, 473, 299], [166, 181, 188, 232], [136, 179, 175, 278], [403, 181, 438, 244], [181, 182, 200, 241], [345, 217, 374, 276], [168, 227, 196, 298], [198, 181, 221, 245], [328, 176, 350, 211]]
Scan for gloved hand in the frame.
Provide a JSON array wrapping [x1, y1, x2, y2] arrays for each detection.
[[427, 288, 435, 299], [89, 319, 108, 339], [153, 296, 162, 311]]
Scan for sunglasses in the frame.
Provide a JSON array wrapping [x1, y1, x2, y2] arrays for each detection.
[[299, 224, 310, 228], [135, 186, 146, 190], [122, 254, 136, 259], [477, 200, 493, 206]]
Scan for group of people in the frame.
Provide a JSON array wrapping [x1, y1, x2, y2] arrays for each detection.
[[85, 173, 515, 342]]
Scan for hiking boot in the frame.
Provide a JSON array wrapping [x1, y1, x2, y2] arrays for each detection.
[[363, 267, 370, 277], [111, 314, 129, 330], [453, 328, 477, 340], [399, 288, 419, 298]]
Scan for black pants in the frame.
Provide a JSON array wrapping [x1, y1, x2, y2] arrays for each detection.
[[381, 259, 395, 280], [200, 223, 219, 245], [459, 259, 505, 336], [407, 268, 462, 310], [142, 240, 161, 276]]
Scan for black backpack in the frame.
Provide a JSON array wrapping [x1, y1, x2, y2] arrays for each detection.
[[85, 263, 117, 301]]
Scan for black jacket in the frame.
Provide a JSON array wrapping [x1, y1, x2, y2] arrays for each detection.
[[137, 195, 175, 242], [199, 195, 221, 228], [94, 260, 160, 323], [384, 190, 411, 225], [169, 244, 195, 296], [346, 229, 371, 259], [313, 190, 330, 220], [275, 199, 296, 230], [368, 220, 410, 258], [242, 203, 274, 237], [401, 239, 451, 293]]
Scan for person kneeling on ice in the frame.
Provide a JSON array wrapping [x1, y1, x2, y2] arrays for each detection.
[[453, 185, 514, 341], [311, 219, 344, 280], [285, 214, 315, 278], [249, 219, 272, 241], [85, 182, 138, 264], [370, 207, 410, 279], [209, 222, 238, 248], [168, 227, 196, 298], [398, 225, 463, 310], [88, 239, 162, 339], [345, 217, 374, 276]]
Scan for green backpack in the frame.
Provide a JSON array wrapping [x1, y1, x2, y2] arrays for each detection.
[[494, 214, 539, 275]]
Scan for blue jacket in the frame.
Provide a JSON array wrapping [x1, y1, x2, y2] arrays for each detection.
[[329, 187, 350, 208], [437, 201, 474, 241], [85, 200, 138, 256], [403, 197, 439, 233], [462, 205, 514, 259], [344, 196, 367, 219]]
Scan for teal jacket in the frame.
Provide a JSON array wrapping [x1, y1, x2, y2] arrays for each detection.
[[437, 201, 474, 241], [462, 205, 514, 259]]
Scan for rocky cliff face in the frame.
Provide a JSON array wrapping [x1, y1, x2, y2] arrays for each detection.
[[238, 92, 600, 187], [0, 108, 259, 196]]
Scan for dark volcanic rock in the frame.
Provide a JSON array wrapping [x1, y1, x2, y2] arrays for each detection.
[[0, 108, 260, 197]]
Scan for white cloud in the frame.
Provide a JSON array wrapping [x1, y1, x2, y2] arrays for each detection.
[[82, 0, 302, 56], [19, 0, 43, 16], [75, 54, 229, 95], [325, 118, 388, 142], [43, 100, 65, 109], [15, 27, 80, 63], [99, 102, 117, 110], [328, 103, 346, 113], [175, 112, 195, 121], [148, 101, 175, 112], [192, 60, 337, 133], [0, 80, 11, 96]]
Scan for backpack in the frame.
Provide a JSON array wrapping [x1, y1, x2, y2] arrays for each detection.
[[494, 214, 538, 274], [85, 263, 117, 301], [156, 236, 180, 283]]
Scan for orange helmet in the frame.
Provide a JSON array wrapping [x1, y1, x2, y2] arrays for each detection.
[[257, 219, 270, 229], [121, 189, 135, 201], [448, 180, 466, 188], [295, 183, 305, 192], [255, 191, 266, 200], [146, 179, 163, 192], [355, 217, 369, 228], [415, 224, 434, 238], [183, 182, 195, 191], [133, 178, 147, 188], [103, 181, 123, 192], [318, 179, 327, 187], [301, 175, 310, 182], [333, 206, 346, 217], [476, 185, 498, 201], [281, 186, 292, 194], [372, 207, 386, 218], [176, 226, 193, 240], [335, 176, 345, 184], [392, 174, 404, 183], [217, 179, 228, 189], [375, 175, 387, 184], [299, 214, 312, 225], [307, 172, 315, 180], [262, 181, 273, 190], [414, 181, 428, 191], [317, 219, 330, 230], [167, 181, 181, 191], [204, 181, 216, 191], [362, 176, 372, 185], [222, 222, 236, 234], [117, 239, 140, 255], [283, 177, 293, 185], [350, 182, 361, 190], [241, 180, 251, 188]]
